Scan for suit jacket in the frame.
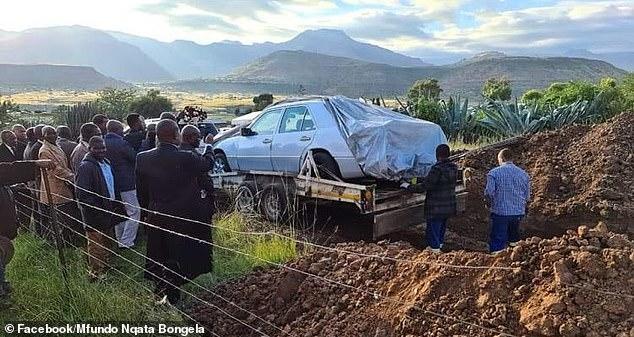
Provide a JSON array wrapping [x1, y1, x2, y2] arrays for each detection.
[[14, 141, 26, 161], [57, 138, 78, 164], [104, 133, 137, 192], [76, 154, 125, 232], [39, 141, 74, 205], [0, 143, 18, 163], [1, 162, 38, 240], [136, 143, 213, 282], [70, 141, 89, 173], [124, 130, 146, 152]]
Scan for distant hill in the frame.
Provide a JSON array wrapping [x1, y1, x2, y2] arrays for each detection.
[[110, 29, 428, 79], [215, 50, 628, 98], [0, 26, 173, 82], [563, 49, 634, 72], [0, 64, 128, 91]]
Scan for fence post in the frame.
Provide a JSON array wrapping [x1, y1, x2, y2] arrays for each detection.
[[41, 167, 71, 295]]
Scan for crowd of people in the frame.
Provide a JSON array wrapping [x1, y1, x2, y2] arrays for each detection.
[[0, 112, 531, 306], [0, 113, 215, 305]]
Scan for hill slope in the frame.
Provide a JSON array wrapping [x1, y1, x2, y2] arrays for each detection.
[[0, 64, 128, 90], [223, 51, 628, 97], [0, 26, 173, 82], [111, 29, 428, 79]]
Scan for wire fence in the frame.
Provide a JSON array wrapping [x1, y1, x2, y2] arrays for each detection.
[[6, 165, 631, 337]]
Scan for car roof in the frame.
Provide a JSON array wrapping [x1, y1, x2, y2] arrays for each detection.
[[269, 96, 329, 109]]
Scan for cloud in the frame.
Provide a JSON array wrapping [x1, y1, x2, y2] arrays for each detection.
[[342, 11, 429, 40]]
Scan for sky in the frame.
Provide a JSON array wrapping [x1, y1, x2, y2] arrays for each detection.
[[1, 0, 632, 62]]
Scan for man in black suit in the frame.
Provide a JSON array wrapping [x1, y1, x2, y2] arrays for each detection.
[[0, 131, 18, 163], [1, 160, 53, 302], [11, 125, 27, 161], [135, 119, 213, 304]]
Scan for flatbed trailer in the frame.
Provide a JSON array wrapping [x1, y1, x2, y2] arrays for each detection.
[[211, 155, 467, 239]]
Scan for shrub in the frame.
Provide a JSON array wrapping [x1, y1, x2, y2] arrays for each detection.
[[482, 77, 511, 101], [129, 90, 173, 119]]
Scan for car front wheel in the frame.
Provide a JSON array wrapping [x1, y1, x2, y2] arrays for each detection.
[[213, 152, 231, 173]]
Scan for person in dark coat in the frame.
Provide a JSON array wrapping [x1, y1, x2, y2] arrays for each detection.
[[76, 136, 124, 280], [409, 144, 458, 253], [124, 113, 146, 152], [104, 120, 139, 248], [139, 123, 156, 152], [11, 124, 27, 161], [0, 130, 18, 163], [179, 125, 214, 272], [1, 160, 54, 301], [136, 119, 213, 304]]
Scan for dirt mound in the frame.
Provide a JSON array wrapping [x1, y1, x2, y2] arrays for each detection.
[[457, 112, 634, 240], [191, 223, 633, 336]]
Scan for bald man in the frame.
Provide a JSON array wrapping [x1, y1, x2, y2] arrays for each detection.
[[104, 120, 139, 249], [11, 125, 27, 161], [0, 131, 18, 163], [38, 126, 78, 242], [136, 119, 214, 304]]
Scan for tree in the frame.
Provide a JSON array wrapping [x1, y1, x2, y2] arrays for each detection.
[[408, 79, 442, 103], [521, 89, 543, 104], [413, 97, 441, 124], [542, 81, 598, 105], [253, 93, 274, 111], [620, 73, 634, 110], [95, 87, 137, 120], [482, 77, 512, 101], [0, 95, 20, 129], [129, 90, 173, 119]]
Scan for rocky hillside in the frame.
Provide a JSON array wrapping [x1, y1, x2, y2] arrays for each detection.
[[222, 51, 627, 98], [0, 64, 128, 91]]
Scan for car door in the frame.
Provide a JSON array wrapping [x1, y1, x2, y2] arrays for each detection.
[[237, 108, 283, 171], [271, 106, 317, 173]]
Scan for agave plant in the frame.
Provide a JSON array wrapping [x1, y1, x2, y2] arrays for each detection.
[[537, 91, 607, 131], [479, 99, 542, 138], [437, 95, 480, 142]]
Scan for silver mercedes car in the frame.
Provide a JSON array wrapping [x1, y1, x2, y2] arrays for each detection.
[[213, 97, 365, 179]]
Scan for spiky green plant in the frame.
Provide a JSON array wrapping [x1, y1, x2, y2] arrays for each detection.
[[55, 102, 103, 138], [479, 99, 542, 138], [438, 95, 480, 142]]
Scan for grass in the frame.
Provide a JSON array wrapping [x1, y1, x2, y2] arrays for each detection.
[[1, 212, 298, 324]]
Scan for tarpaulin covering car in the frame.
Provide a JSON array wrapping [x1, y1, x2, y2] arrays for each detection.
[[327, 96, 447, 181]]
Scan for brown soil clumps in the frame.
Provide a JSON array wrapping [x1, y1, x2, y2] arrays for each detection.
[[191, 223, 633, 336], [457, 112, 634, 240]]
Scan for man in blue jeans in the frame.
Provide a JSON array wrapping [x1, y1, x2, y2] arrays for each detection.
[[485, 148, 531, 254], [409, 144, 458, 253]]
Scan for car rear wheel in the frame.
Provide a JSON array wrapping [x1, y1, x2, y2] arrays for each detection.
[[213, 152, 231, 173], [313, 152, 341, 179]]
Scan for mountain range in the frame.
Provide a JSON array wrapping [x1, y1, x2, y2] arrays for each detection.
[[215, 50, 627, 97], [0, 25, 630, 98]]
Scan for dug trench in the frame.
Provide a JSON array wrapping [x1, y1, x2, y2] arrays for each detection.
[[191, 112, 633, 336]]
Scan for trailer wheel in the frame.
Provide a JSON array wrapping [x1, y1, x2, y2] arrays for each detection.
[[260, 184, 288, 222], [235, 183, 257, 214]]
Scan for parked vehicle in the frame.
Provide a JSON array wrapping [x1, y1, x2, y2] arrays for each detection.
[[213, 97, 365, 179]]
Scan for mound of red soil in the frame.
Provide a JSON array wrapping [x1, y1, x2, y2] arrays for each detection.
[[456, 112, 634, 240], [191, 223, 633, 337]]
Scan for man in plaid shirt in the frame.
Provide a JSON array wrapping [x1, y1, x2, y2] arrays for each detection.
[[410, 144, 458, 253], [485, 148, 531, 254]]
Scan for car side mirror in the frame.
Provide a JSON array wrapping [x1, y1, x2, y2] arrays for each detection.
[[241, 127, 254, 136]]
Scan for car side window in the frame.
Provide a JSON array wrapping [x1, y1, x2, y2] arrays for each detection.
[[279, 106, 316, 133], [251, 109, 282, 135]]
